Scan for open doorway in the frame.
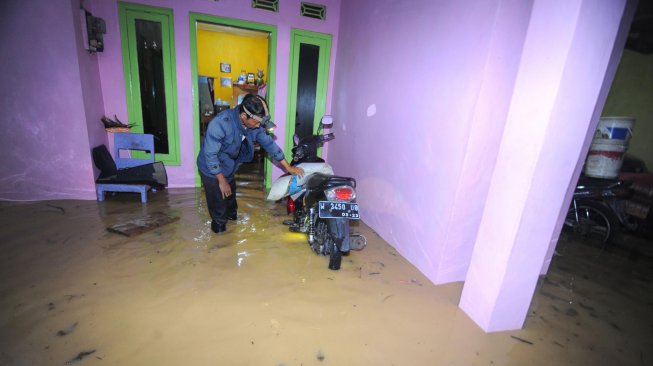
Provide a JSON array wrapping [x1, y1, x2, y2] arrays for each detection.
[[195, 23, 269, 138], [285, 30, 332, 158], [189, 14, 278, 188]]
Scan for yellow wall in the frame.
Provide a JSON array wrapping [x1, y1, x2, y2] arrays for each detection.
[[602, 49, 653, 170], [197, 30, 269, 107]]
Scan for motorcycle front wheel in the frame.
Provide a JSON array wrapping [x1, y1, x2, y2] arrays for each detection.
[[564, 200, 618, 247]]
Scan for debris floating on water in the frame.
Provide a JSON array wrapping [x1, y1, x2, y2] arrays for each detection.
[[510, 335, 534, 345], [45, 204, 65, 214], [316, 350, 325, 362], [56, 322, 78, 337], [65, 350, 96, 365]]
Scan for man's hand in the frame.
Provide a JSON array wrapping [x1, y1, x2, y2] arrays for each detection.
[[216, 174, 231, 198], [279, 159, 304, 178], [286, 165, 305, 178]]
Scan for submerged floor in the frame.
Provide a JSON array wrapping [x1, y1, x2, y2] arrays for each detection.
[[1, 165, 652, 365]]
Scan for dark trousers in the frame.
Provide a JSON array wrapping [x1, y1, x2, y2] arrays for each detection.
[[200, 172, 237, 225]]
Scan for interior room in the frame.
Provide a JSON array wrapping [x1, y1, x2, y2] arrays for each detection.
[[196, 23, 270, 136], [1, 0, 651, 364]]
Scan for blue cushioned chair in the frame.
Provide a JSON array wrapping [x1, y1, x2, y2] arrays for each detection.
[[94, 133, 165, 203]]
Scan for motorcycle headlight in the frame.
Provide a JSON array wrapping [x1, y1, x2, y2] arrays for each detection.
[[292, 146, 304, 161]]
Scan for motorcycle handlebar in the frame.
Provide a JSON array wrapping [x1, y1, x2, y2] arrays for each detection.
[[292, 133, 335, 162], [320, 133, 335, 142], [298, 133, 335, 147]]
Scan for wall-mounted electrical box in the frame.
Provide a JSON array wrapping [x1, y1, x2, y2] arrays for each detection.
[[81, 9, 106, 53]]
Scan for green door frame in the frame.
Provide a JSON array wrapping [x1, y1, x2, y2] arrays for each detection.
[[118, 2, 180, 165], [285, 29, 332, 160], [189, 13, 277, 188]]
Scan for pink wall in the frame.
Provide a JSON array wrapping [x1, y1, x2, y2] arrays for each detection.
[[331, 0, 533, 284], [75, 0, 110, 171], [89, 0, 342, 187], [332, 0, 633, 331], [435, 0, 534, 283], [0, 0, 101, 201]]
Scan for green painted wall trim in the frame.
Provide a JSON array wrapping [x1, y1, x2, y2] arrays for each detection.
[[118, 2, 180, 165], [285, 29, 332, 161], [189, 13, 277, 188]]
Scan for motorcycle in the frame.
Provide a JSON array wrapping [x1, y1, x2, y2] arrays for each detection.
[[563, 174, 651, 247], [267, 116, 366, 270]]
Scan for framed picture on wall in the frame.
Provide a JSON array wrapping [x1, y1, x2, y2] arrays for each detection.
[[220, 63, 231, 73], [220, 77, 231, 87]]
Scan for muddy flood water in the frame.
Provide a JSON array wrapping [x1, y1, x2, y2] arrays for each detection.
[[1, 165, 652, 365]]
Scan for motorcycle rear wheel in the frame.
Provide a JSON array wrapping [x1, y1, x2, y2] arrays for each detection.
[[312, 218, 348, 270], [564, 200, 618, 248]]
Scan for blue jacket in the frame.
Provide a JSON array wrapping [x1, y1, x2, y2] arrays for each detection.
[[197, 107, 285, 179]]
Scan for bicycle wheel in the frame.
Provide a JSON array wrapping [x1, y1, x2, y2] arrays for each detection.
[[564, 200, 619, 247]]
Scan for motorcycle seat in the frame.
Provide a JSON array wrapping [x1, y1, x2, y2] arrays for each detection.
[[307, 173, 356, 190]]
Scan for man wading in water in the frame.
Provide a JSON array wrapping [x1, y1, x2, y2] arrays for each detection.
[[197, 94, 304, 233]]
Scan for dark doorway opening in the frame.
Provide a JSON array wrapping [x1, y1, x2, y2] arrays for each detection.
[[294, 43, 320, 140]]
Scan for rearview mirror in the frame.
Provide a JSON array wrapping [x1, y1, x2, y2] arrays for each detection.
[[321, 115, 333, 127]]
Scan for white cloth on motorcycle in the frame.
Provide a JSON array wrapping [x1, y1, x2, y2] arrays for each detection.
[[293, 163, 334, 185], [266, 162, 334, 201], [267, 174, 293, 201]]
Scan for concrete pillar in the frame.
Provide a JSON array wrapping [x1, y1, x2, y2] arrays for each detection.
[[459, 0, 634, 332]]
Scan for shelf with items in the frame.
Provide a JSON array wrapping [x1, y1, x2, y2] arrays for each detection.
[[232, 83, 265, 106]]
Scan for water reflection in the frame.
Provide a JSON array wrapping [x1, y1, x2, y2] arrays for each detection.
[[237, 251, 250, 267]]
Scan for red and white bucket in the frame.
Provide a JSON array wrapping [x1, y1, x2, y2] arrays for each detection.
[[583, 138, 628, 179]]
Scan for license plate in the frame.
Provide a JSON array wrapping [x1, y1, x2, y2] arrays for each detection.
[[318, 201, 360, 219]]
